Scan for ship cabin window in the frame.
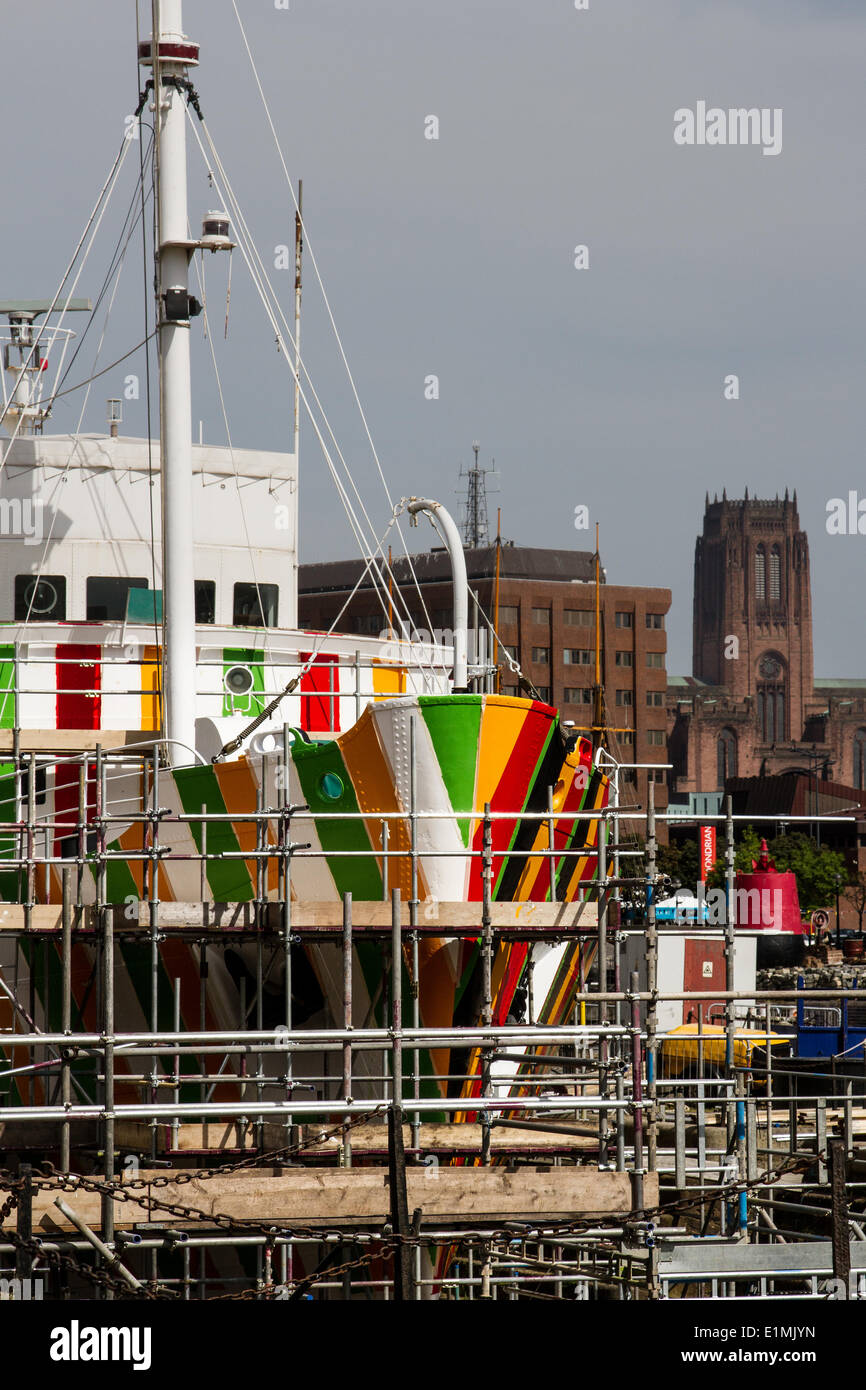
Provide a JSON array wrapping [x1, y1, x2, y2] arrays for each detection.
[[86, 577, 148, 621], [15, 575, 66, 621], [233, 582, 279, 628], [195, 581, 216, 624]]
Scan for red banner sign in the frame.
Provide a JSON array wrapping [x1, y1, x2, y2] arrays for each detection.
[[699, 825, 716, 882]]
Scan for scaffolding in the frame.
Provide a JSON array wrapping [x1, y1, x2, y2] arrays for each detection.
[[0, 748, 864, 1301]]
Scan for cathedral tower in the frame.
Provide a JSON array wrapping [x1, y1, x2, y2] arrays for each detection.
[[692, 491, 813, 742]]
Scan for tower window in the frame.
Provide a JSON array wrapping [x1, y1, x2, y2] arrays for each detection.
[[854, 729, 866, 790], [769, 545, 781, 601], [755, 545, 766, 600], [717, 728, 737, 787]]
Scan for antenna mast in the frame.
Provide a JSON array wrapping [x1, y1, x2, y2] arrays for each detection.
[[458, 440, 493, 548]]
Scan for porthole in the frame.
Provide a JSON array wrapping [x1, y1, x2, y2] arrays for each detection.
[[319, 772, 344, 801]]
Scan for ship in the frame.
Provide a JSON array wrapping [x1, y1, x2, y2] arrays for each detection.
[[0, 0, 610, 1123]]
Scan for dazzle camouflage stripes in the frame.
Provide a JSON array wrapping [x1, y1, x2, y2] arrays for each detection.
[[0, 695, 608, 1108]]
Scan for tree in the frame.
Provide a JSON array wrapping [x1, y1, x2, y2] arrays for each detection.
[[705, 826, 847, 914], [657, 838, 700, 890], [844, 869, 866, 935]]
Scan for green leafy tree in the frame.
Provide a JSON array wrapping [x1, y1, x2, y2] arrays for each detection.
[[705, 825, 846, 914]]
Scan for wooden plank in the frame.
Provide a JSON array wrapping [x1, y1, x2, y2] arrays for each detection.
[[0, 730, 156, 753], [167, 1121, 596, 1155], [0, 900, 599, 935], [24, 1167, 657, 1232]]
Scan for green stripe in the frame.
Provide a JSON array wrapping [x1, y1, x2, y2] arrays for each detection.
[[174, 766, 254, 901], [291, 740, 382, 898], [0, 646, 15, 729], [492, 722, 556, 899], [418, 695, 481, 847]]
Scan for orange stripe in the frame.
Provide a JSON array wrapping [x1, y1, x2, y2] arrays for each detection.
[[338, 714, 429, 902]]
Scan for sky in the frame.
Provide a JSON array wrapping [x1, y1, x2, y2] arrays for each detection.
[[5, 0, 866, 677]]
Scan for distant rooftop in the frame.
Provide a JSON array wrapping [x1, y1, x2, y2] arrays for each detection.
[[299, 544, 599, 594]]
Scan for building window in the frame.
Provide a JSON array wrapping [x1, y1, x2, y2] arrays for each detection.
[[195, 580, 216, 624], [855, 730, 866, 790], [646, 613, 664, 630], [717, 727, 737, 786], [621, 767, 637, 784], [531, 607, 549, 624], [649, 769, 666, 783], [646, 652, 664, 669], [647, 729, 665, 746], [646, 690, 664, 707], [563, 648, 591, 665], [614, 651, 633, 667], [755, 545, 766, 600], [619, 730, 634, 745], [564, 608, 593, 627], [615, 689, 633, 707], [535, 686, 551, 702], [757, 686, 785, 742], [614, 612, 633, 629], [532, 646, 550, 664], [563, 688, 591, 705], [503, 644, 518, 659], [769, 545, 781, 601], [233, 582, 279, 628], [86, 576, 148, 622], [15, 575, 67, 621], [498, 605, 519, 625]]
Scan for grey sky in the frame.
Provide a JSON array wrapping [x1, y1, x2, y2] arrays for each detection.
[[5, 1, 865, 678]]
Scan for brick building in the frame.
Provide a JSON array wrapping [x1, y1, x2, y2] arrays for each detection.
[[299, 544, 672, 813], [668, 492, 866, 810]]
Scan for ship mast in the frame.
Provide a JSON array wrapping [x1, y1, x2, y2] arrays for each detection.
[[140, 0, 200, 765]]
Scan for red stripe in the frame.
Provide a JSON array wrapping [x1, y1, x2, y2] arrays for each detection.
[[467, 708, 551, 901], [299, 653, 340, 733], [56, 644, 101, 730]]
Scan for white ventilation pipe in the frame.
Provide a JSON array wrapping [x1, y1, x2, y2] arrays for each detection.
[[405, 498, 468, 690]]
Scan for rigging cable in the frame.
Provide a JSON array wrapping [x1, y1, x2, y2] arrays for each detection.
[[185, 113, 444, 687], [229, 0, 444, 659]]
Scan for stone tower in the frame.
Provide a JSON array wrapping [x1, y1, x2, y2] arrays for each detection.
[[692, 491, 813, 742]]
